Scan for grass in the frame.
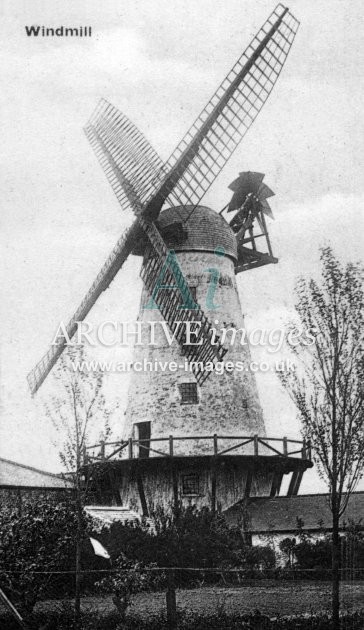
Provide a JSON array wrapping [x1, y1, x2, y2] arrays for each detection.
[[32, 580, 364, 618]]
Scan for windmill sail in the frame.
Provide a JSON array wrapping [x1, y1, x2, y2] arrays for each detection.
[[85, 122, 145, 216], [84, 99, 189, 215], [27, 221, 140, 394], [83, 4, 299, 222], [84, 100, 165, 213], [146, 4, 299, 214]]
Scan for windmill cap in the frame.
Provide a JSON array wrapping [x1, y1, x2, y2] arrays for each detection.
[[156, 205, 237, 262]]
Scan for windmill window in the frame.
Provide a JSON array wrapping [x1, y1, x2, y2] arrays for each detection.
[[242, 399, 248, 410], [179, 382, 198, 404], [182, 473, 199, 496]]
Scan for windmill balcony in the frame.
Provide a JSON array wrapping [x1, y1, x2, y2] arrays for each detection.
[[82, 434, 313, 510], [84, 434, 312, 464]]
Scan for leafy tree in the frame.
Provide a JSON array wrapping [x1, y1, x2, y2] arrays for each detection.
[[0, 501, 84, 615], [288, 519, 364, 578], [294, 537, 332, 572], [45, 345, 114, 627], [280, 247, 364, 628], [243, 545, 276, 570]]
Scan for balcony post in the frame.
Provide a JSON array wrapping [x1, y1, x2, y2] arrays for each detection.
[[128, 437, 133, 459], [169, 435, 174, 457], [302, 438, 307, 459], [213, 434, 218, 456], [254, 434, 259, 456], [100, 440, 105, 460], [283, 437, 288, 456]]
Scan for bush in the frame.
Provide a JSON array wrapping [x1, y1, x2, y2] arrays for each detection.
[[96, 556, 164, 620], [243, 545, 276, 570], [98, 504, 252, 571], [289, 521, 364, 577], [0, 499, 104, 612], [0, 500, 80, 613]]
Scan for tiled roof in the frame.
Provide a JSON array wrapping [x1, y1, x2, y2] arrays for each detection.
[[157, 205, 237, 261], [0, 457, 73, 489], [224, 492, 364, 533]]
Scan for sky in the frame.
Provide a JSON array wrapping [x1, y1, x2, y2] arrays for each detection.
[[0, 0, 363, 494]]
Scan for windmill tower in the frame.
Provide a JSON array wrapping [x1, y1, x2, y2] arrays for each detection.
[[28, 5, 312, 515], [124, 200, 267, 450]]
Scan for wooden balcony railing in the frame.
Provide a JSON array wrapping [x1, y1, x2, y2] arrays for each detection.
[[84, 435, 312, 465]]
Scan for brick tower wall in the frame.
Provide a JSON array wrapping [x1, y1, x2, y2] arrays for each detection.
[[123, 248, 266, 455]]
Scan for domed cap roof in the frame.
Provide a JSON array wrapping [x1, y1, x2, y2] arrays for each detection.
[[156, 205, 237, 262]]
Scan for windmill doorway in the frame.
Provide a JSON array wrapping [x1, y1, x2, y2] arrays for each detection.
[[134, 422, 151, 458]]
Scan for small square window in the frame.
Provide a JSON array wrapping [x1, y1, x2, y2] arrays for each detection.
[[182, 473, 199, 495], [179, 382, 198, 404]]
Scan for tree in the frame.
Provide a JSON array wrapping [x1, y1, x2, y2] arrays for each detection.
[[244, 545, 276, 571], [45, 345, 114, 628], [294, 537, 332, 574], [0, 501, 82, 615], [280, 247, 364, 628]]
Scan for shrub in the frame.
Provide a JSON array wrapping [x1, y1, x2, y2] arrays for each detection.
[[0, 500, 76, 613], [243, 545, 276, 570], [96, 555, 164, 621], [98, 504, 249, 571], [0, 499, 98, 613]]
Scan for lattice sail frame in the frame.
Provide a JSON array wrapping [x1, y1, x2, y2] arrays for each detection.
[[27, 4, 299, 395], [84, 102, 167, 214], [146, 3, 299, 213], [82, 4, 299, 220], [26, 221, 140, 395]]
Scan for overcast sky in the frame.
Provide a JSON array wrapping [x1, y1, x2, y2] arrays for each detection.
[[0, 0, 363, 493]]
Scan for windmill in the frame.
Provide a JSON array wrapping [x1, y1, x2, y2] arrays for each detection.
[[27, 4, 299, 395], [27, 6, 312, 512]]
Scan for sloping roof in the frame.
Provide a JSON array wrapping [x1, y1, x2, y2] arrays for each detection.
[[0, 457, 73, 489], [224, 492, 364, 533]]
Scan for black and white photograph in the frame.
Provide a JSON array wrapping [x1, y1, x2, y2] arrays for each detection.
[[1, 1, 363, 628]]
